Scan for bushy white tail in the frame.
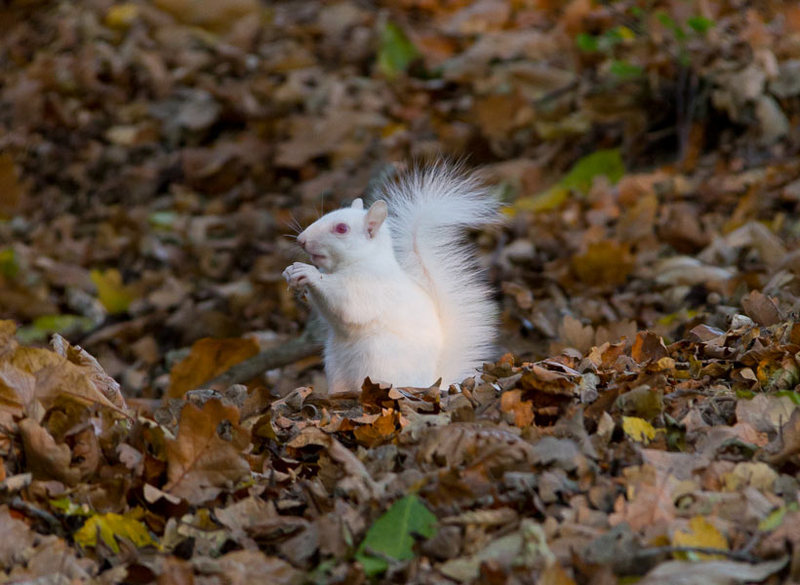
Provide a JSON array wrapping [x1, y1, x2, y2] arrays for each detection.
[[378, 163, 500, 384]]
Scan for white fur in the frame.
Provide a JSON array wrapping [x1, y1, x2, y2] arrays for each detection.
[[283, 164, 498, 392]]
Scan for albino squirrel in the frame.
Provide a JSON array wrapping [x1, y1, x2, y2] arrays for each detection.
[[282, 164, 499, 393]]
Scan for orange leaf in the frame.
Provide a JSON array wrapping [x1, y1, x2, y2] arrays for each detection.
[[353, 411, 399, 447], [168, 337, 259, 398], [500, 389, 535, 428]]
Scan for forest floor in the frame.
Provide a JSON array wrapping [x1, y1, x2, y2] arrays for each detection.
[[2, 1, 800, 583]]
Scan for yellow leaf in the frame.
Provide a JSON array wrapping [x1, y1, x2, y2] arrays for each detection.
[[90, 269, 133, 314], [572, 241, 634, 286], [105, 3, 139, 28], [74, 510, 158, 553], [617, 25, 636, 40], [515, 186, 570, 212], [622, 416, 656, 443], [672, 516, 728, 560]]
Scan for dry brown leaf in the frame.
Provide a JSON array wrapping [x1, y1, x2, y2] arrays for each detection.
[[153, 0, 261, 33], [51, 334, 128, 411], [0, 154, 25, 218], [740, 290, 782, 326], [10, 347, 125, 415], [572, 241, 634, 287], [558, 315, 594, 354], [18, 418, 81, 485], [0, 505, 37, 569], [0, 362, 35, 417], [215, 550, 301, 585], [164, 398, 251, 504], [631, 331, 669, 364], [762, 407, 800, 466], [0, 320, 19, 360]]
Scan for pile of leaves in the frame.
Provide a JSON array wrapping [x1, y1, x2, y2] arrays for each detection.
[[3, 0, 800, 583], [3, 308, 800, 583]]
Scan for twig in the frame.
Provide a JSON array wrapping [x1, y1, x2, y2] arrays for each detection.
[[9, 496, 64, 536], [533, 80, 580, 107], [200, 323, 323, 391]]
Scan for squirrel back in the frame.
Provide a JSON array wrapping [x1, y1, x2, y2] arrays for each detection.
[[376, 163, 500, 383]]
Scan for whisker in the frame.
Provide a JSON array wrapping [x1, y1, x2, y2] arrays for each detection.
[[318, 190, 326, 219], [283, 212, 303, 235]]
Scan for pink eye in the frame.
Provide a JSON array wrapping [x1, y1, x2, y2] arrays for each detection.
[[334, 223, 349, 235]]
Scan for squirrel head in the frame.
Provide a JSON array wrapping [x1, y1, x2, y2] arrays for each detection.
[[296, 198, 391, 271]]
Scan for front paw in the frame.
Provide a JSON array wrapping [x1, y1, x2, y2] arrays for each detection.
[[282, 262, 321, 290]]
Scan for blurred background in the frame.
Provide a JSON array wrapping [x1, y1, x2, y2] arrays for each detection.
[[1, 0, 800, 398]]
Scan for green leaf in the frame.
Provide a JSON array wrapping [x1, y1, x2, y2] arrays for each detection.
[[576, 33, 599, 52], [561, 148, 625, 194], [377, 22, 419, 79], [308, 559, 337, 585], [609, 59, 644, 80], [16, 314, 95, 343], [356, 495, 437, 576], [515, 149, 625, 212], [90, 268, 133, 314], [775, 390, 800, 405], [656, 11, 678, 30], [50, 497, 92, 516], [687, 16, 714, 34], [0, 247, 19, 278], [759, 503, 797, 532]]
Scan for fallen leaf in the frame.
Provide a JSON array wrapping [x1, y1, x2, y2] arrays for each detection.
[[154, 0, 261, 32], [672, 516, 728, 560], [167, 337, 259, 398], [11, 347, 125, 414], [18, 418, 81, 485], [90, 269, 133, 315], [623, 416, 656, 444], [638, 557, 786, 585], [572, 241, 634, 286], [74, 510, 158, 553], [164, 399, 251, 504], [631, 331, 669, 364], [0, 505, 37, 568], [105, 3, 139, 29], [377, 22, 420, 79], [740, 290, 782, 326], [0, 154, 25, 218], [356, 494, 438, 576]]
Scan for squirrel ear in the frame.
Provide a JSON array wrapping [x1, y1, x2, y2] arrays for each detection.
[[351, 198, 364, 210], [365, 200, 387, 238]]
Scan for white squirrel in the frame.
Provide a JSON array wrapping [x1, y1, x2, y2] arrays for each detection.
[[282, 164, 499, 393]]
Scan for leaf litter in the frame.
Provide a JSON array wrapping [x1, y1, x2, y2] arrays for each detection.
[[2, 0, 800, 583]]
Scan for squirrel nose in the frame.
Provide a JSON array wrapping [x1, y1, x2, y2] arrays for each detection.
[[297, 235, 307, 250]]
